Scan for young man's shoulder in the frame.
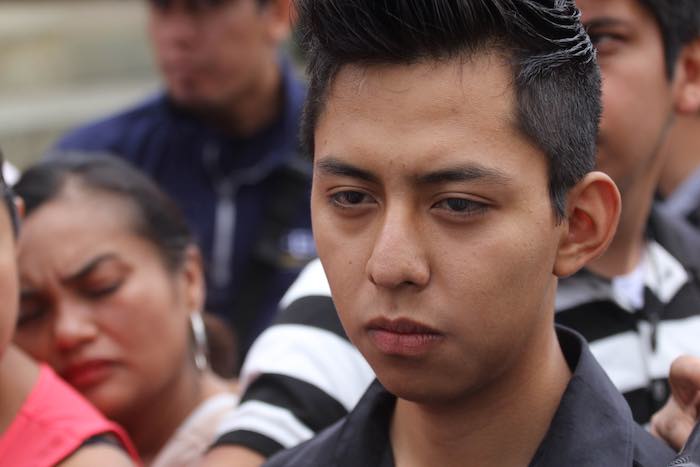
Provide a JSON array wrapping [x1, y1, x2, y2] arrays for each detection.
[[51, 93, 171, 158], [649, 204, 700, 273], [261, 418, 347, 467]]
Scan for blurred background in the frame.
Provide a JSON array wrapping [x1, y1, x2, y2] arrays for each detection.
[[0, 0, 159, 168]]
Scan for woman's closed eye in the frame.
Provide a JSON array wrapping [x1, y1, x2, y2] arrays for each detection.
[[80, 278, 124, 299]]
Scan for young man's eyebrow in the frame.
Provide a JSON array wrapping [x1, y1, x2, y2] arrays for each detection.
[[63, 254, 118, 284], [416, 165, 513, 186], [584, 17, 625, 30], [316, 158, 380, 184]]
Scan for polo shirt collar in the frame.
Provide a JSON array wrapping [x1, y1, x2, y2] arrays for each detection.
[[330, 327, 640, 467], [529, 327, 636, 466], [555, 240, 689, 313]]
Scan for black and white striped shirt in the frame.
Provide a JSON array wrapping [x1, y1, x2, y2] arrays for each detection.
[[213, 260, 372, 456], [556, 239, 700, 424], [214, 227, 700, 455]]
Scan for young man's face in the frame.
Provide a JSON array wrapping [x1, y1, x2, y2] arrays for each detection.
[[579, 0, 676, 195], [311, 56, 567, 402], [148, 0, 279, 110]]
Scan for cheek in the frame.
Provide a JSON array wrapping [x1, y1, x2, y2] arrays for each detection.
[[441, 221, 555, 321], [599, 54, 671, 134], [107, 277, 189, 368]]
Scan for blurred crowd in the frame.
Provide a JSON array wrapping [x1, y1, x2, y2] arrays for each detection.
[[1, 0, 700, 466]]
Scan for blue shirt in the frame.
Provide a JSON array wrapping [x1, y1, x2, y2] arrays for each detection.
[[53, 59, 314, 356]]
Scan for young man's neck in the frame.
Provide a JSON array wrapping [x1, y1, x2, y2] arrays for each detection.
[[199, 57, 283, 138], [390, 325, 570, 467], [657, 116, 700, 198], [587, 172, 658, 279]]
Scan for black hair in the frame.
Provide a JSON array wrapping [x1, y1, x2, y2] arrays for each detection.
[[296, 0, 601, 220], [14, 154, 193, 272], [638, 0, 700, 78]]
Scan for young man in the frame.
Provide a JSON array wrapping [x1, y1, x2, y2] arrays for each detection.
[[241, 0, 675, 465], [203, 1, 700, 464], [554, 0, 700, 424], [51, 0, 315, 360]]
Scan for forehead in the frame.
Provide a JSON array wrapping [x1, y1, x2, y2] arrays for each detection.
[[21, 188, 136, 247], [315, 55, 544, 177]]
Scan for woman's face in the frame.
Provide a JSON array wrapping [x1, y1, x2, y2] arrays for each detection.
[[13, 187, 203, 421], [0, 194, 19, 360]]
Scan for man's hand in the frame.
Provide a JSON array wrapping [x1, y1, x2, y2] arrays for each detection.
[[651, 355, 700, 451]]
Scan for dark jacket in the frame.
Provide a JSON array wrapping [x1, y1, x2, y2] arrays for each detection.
[[53, 59, 314, 357]]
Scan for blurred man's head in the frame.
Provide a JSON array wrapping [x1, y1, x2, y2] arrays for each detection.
[[579, 0, 700, 195], [147, 0, 292, 112]]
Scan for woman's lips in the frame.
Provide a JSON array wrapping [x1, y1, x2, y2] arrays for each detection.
[[61, 360, 115, 390], [366, 317, 444, 356]]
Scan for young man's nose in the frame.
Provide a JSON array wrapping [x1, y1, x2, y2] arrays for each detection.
[[366, 210, 430, 289]]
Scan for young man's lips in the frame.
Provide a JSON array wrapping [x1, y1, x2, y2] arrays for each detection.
[[366, 317, 444, 356], [61, 360, 115, 389]]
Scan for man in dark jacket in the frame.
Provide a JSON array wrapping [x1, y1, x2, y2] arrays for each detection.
[[52, 0, 315, 359]]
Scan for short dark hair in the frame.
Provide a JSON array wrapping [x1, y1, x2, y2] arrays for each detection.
[[638, 0, 700, 78], [296, 0, 601, 220], [14, 154, 193, 272]]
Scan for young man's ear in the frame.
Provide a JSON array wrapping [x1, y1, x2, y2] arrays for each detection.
[[262, 0, 293, 44], [553, 172, 621, 278], [673, 38, 700, 114]]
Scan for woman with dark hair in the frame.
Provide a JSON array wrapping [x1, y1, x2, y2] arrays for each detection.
[[0, 150, 139, 466], [12, 154, 238, 466]]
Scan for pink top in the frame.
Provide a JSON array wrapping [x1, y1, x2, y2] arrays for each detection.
[[0, 364, 140, 466]]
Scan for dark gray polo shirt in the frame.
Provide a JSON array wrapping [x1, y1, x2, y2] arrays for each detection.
[[263, 326, 675, 467]]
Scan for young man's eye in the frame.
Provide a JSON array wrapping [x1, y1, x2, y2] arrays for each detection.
[[433, 198, 488, 216], [329, 191, 375, 208], [586, 30, 625, 54]]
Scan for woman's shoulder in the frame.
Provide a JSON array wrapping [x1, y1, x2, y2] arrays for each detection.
[[150, 390, 239, 467], [0, 364, 139, 466]]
